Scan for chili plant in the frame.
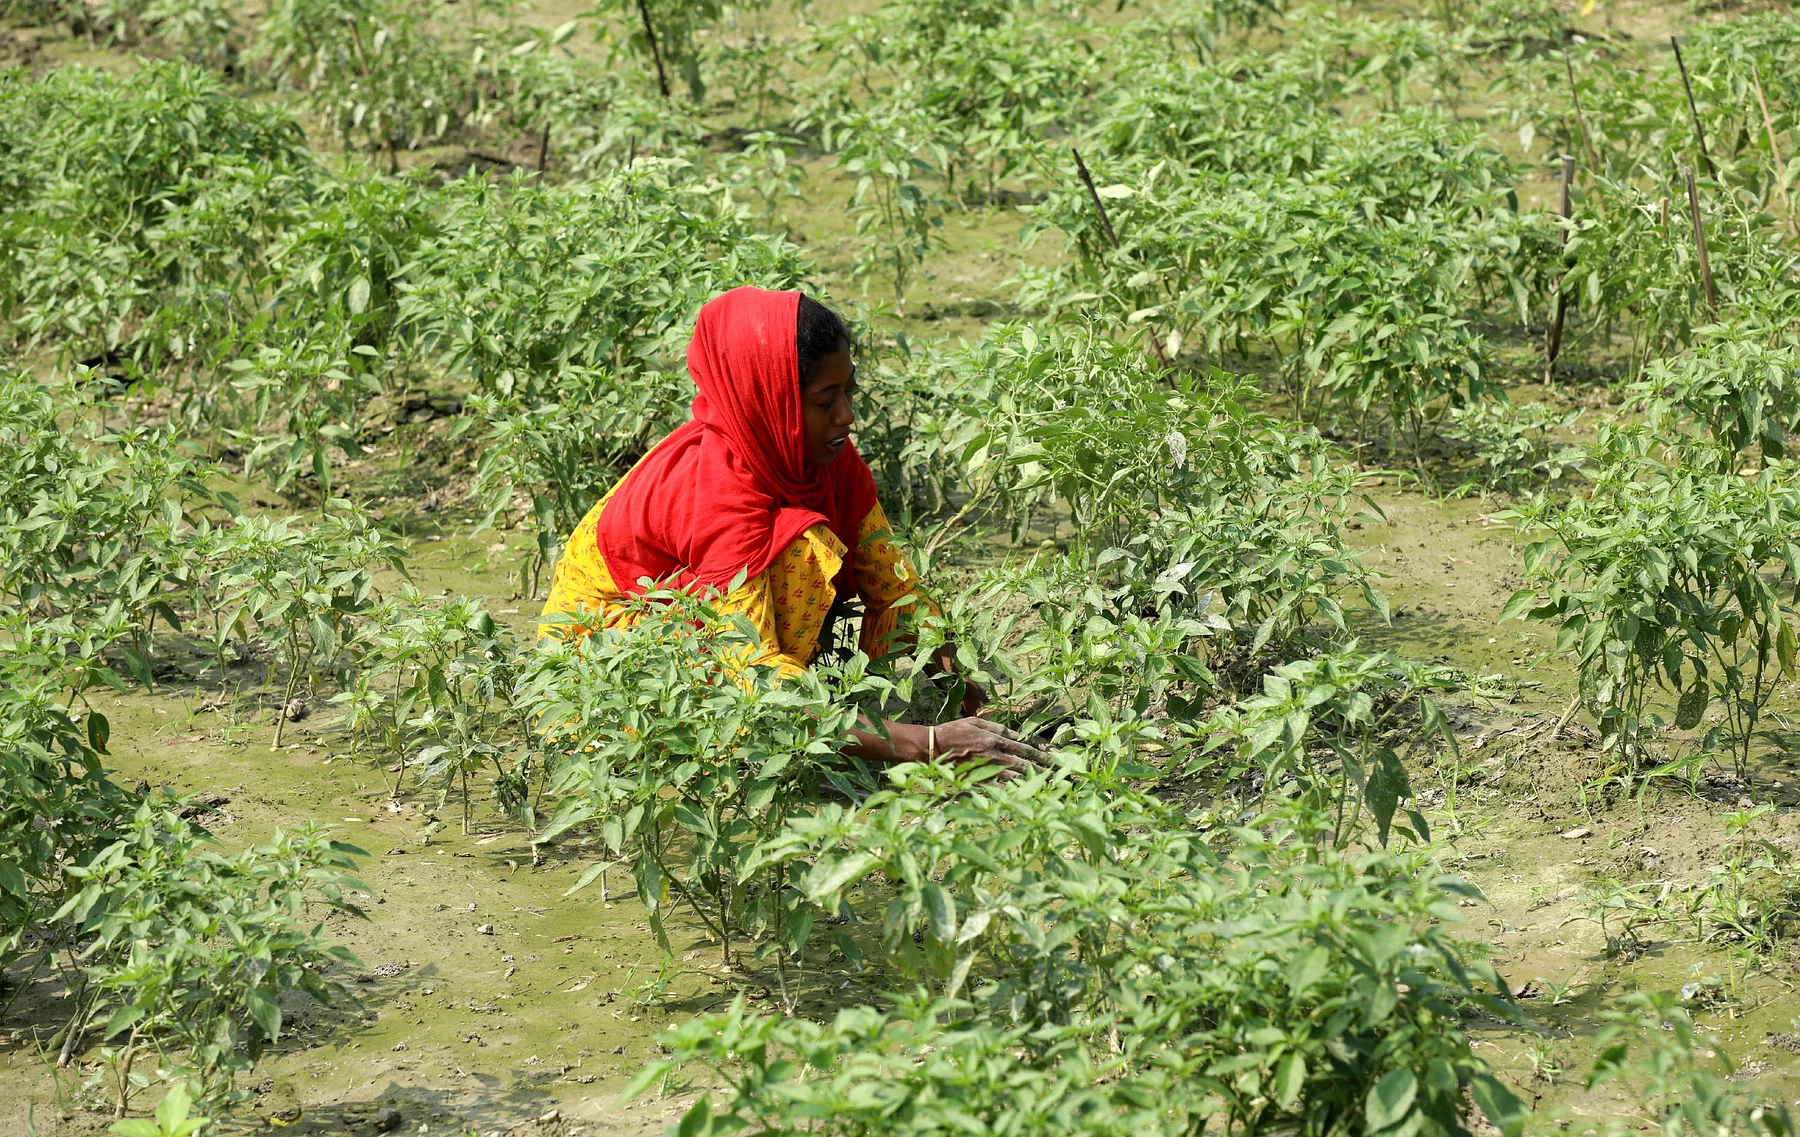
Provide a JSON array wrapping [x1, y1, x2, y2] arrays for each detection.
[[1181, 645, 1461, 849], [1440, 399, 1582, 497], [1501, 448, 1800, 779], [59, 807, 363, 1112], [523, 588, 879, 988], [252, 0, 470, 162], [817, 101, 947, 305], [211, 502, 404, 748], [705, 758, 1522, 1136], [1626, 325, 1800, 474], [0, 64, 308, 370], [462, 365, 687, 598], [391, 598, 530, 835], [396, 166, 810, 400]]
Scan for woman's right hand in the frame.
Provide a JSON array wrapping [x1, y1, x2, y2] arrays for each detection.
[[930, 717, 1047, 778]]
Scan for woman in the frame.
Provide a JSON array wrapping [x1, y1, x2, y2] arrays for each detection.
[[541, 286, 1042, 774]]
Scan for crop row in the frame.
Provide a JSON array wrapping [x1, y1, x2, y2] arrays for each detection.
[[5, 0, 1800, 1130]]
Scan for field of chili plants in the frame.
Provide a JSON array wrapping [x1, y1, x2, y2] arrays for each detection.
[[5, 0, 1800, 1131]]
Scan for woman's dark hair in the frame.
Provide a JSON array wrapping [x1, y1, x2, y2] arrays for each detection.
[[796, 295, 852, 388]]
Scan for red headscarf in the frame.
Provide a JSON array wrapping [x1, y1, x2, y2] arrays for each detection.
[[595, 287, 878, 597]]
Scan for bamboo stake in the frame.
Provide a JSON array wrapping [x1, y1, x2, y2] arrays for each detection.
[[634, 0, 670, 99], [1685, 165, 1718, 312], [1751, 62, 1798, 240], [1671, 36, 1716, 181], [344, 16, 398, 174], [1563, 52, 1601, 175], [1071, 147, 1172, 372], [1545, 154, 1576, 384], [537, 121, 552, 172]]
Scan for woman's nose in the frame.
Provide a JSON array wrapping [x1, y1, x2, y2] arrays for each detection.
[[834, 394, 855, 425]]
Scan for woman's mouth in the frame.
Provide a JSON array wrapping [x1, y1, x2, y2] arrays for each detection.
[[826, 435, 848, 452]]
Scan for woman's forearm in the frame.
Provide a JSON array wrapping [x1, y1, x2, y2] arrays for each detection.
[[844, 715, 931, 764]]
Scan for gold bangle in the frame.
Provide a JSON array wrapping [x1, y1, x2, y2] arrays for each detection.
[[927, 725, 936, 762]]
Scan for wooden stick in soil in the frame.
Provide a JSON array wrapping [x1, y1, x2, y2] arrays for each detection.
[[537, 121, 552, 173], [1751, 62, 1798, 240], [343, 16, 398, 174], [1071, 147, 1172, 373], [633, 0, 670, 99], [1545, 154, 1576, 384], [1550, 694, 1581, 742], [1562, 52, 1601, 175], [56, 987, 90, 1067], [1671, 36, 1716, 181], [1685, 165, 1718, 312], [271, 629, 302, 750]]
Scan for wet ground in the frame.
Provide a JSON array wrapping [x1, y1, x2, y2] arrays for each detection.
[[7, 0, 1798, 1126], [7, 478, 1800, 1133]]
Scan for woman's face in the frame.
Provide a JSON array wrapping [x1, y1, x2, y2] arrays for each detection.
[[801, 346, 856, 468]]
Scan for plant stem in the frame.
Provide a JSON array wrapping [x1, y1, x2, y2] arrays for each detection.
[[55, 984, 89, 1067], [646, 822, 727, 946], [343, 16, 398, 172], [113, 1030, 138, 1119], [774, 941, 792, 1014]]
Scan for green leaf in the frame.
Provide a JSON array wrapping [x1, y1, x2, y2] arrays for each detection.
[[921, 882, 957, 942], [1468, 1073, 1528, 1137], [804, 852, 877, 903], [1274, 1052, 1305, 1107], [347, 276, 371, 315], [119, 645, 154, 690], [828, 929, 864, 970], [563, 860, 611, 897], [153, 1083, 197, 1131], [1365, 1069, 1417, 1131], [247, 989, 282, 1041], [104, 1003, 145, 1039], [621, 1058, 674, 1103], [1366, 749, 1409, 847], [1498, 589, 1539, 623], [1287, 947, 1328, 998], [1675, 683, 1708, 731], [88, 711, 110, 754]]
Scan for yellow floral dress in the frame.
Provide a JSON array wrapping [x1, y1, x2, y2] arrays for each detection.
[[539, 477, 937, 679]]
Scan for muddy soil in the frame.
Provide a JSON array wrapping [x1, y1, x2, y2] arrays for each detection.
[[9, 0, 1800, 1129], [9, 478, 1800, 1134], [1357, 488, 1800, 1120]]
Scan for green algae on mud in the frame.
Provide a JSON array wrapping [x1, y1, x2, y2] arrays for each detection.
[[0, 609, 709, 1133], [8, 477, 1800, 1133], [1341, 489, 1800, 1121]]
